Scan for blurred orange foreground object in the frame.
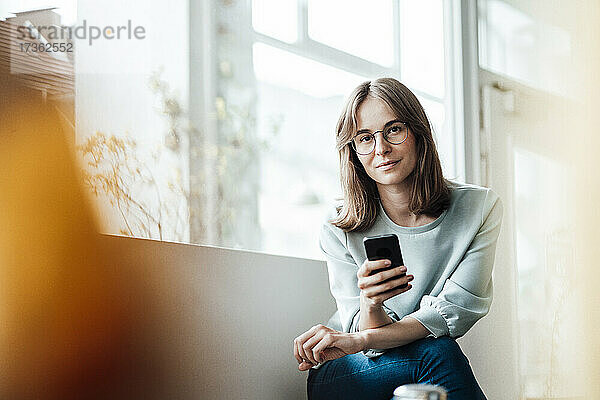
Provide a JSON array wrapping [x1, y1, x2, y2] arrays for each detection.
[[0, 77, 185, 400]]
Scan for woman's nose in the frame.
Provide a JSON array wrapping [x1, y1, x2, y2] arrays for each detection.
[[374, 132, 392, 156]]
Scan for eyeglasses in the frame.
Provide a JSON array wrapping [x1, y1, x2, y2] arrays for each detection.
[[350, 120, 409, 155]]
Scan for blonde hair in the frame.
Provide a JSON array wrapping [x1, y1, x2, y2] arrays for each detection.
[[331, 78, 451, 232]]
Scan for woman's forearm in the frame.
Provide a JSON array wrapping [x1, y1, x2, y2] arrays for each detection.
[[358, 304, 393, 331], [359, 316, 432, 350], [358, 293, 394, 330]]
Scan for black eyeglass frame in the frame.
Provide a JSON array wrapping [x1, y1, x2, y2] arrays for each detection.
[[349, 120, 410, 155]]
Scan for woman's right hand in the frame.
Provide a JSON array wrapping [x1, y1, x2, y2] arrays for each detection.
[[357, 259, 413, 308]]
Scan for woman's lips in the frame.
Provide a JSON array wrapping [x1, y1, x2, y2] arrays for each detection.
[[376, 160, 400, 170]]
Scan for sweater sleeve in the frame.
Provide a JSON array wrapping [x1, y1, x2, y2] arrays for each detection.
[[319, 215, 400, 358], [407, 189, 503, 338], [318, 218, 361, 333]]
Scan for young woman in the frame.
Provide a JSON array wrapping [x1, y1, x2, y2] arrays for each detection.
[[293, 78, 502, 399]]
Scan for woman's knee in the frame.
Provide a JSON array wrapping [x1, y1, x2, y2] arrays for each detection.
[[413, 337, 485, 398], [424, 336, 462, 353], [418, 336, 470, 371]]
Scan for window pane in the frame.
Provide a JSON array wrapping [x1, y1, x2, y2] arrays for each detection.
[[478, 0, 572, 96], [308, 0, 394, 67], [416, 96, 445, 139], [416, 96, 453, 177], [253, 42, 367, 98], [400, 0, 445, 98], [252, 0, 297, 43], [74, 0, 191, 242], [253, 45, 368, 259]]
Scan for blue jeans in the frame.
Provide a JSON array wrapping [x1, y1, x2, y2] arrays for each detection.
[[307, 336, 487, 400]]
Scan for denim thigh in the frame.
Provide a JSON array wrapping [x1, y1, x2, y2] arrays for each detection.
[[307, 336, 487, 400]]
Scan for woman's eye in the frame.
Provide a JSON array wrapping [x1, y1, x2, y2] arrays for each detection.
[[359, 135, 372, 143]]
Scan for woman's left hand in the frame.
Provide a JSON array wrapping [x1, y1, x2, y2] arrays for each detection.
[[293, 324, 367, 371]]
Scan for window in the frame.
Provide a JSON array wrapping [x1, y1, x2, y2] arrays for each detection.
[[246, 0, 459, 258], [307, 0, 395, 67], [47, 0, 460, 261]]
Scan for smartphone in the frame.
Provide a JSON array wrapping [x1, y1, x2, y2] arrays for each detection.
[[363, 234, 407, 288]]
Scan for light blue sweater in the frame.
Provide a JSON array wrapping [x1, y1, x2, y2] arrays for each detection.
[[318, 181, 503, 358]]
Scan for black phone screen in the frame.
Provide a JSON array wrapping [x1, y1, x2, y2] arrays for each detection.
[[363, 234, 406, 286]]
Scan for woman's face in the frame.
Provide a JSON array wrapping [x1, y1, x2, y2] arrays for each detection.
[[354, 96, 418, 189]]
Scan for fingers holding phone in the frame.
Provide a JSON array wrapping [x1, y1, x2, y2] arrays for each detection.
[[357, 260, 413, 306], [358, 234, 413, 306]]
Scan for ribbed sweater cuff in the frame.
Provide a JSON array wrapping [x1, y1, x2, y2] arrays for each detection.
[[408, 305, 449, 338]]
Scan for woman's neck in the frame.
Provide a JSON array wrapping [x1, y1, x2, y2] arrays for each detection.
[[377, 182, 417, 225], [377, 179, 436, 227]]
